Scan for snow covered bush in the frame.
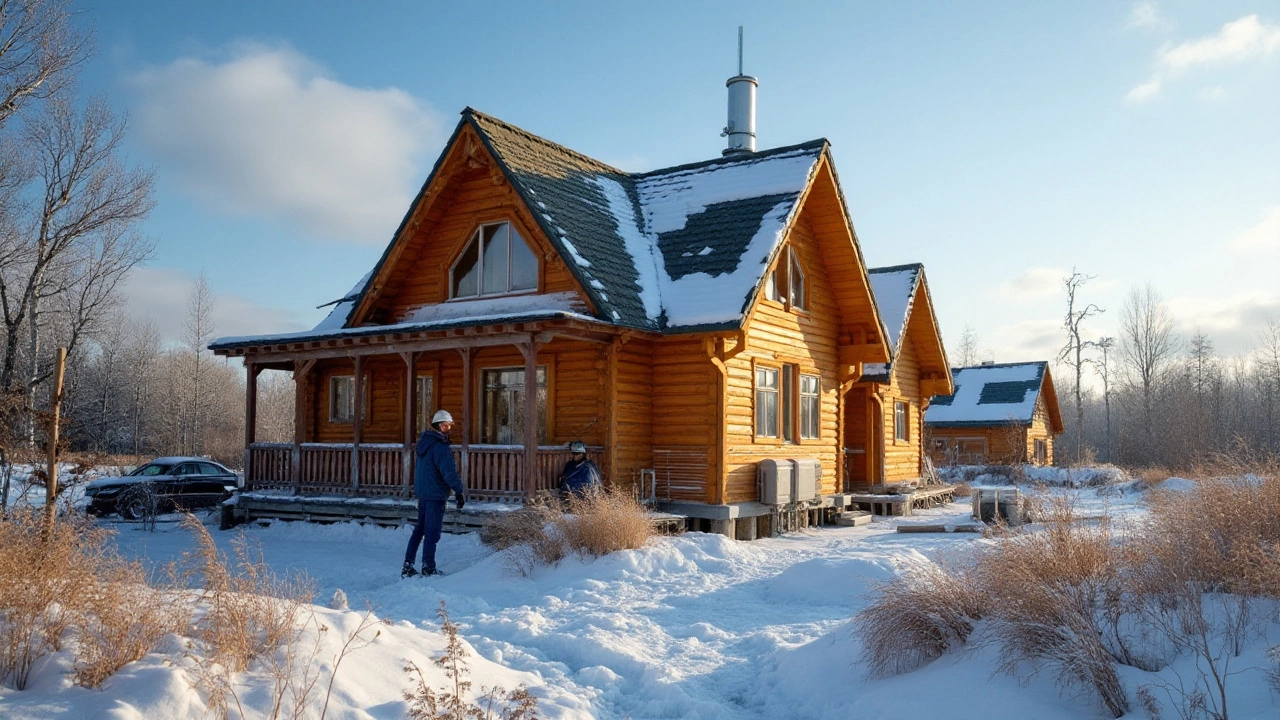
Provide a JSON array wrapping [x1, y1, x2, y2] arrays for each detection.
[[483, 487, 654, 577], [854, 560, 986, 678]]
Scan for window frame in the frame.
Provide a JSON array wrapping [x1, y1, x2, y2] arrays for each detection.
[[762, 245, 807, 313], [1034, 438, 1048, 465], [477, 364, 550, 445], [415, 373, 437, 435], [448, 220, 540, 300], [799, 373, 820, 440], [329, 374, 370, 425], [894, 400, 910, 443], [956, 437, 988, 465], [754, 364, 780, 439]]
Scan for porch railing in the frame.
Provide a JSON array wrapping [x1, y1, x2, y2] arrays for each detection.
[[245, 442, 603, 502]]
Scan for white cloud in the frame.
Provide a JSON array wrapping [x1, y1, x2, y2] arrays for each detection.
[[995, 266, 1068, 300], [1165, 291, 1280, 356], [1230, 206, 1280, 252], [129, 44, 444, 243], [1128, 1, 1162, 30], [989, 318, 1062, 364], [121, 267, 307, 345], [1127, 14, 1280, 102]]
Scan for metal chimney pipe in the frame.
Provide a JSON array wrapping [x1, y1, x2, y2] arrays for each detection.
[[723, 26, 757, 155]]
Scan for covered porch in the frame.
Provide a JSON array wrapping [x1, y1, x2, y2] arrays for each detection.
[[220, 316, 628, 504]]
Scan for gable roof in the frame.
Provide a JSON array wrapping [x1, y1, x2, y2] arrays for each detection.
[[924, 361, 1062, 431], [211, 108, 866, 350], [859, 264, 951, 388]]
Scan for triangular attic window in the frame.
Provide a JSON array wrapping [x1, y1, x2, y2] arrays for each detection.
[[451, 221, 539, 299]]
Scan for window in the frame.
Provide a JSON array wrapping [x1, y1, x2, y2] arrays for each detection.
[[450, 222, 538, 299], [800, 374, 820, 439], [957, 438, 987, 465], [763, 246, 806, 311], [1034, 438, 1048, 465], [755, 367, 779, 438], [894, 400, 910, 442], [414, 375, 436, 435], [781, 365, 795, 441], [330, 375, 369, 424], [481, 366, 547, 444], [789, 249, 807, 310]]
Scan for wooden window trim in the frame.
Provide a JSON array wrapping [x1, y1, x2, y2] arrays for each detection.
[[761, 245, 809, 316], [799, 372, 820, 440], [446, 218, 544, 301], [752, 359, 782, 443], [328, 374, 369, 425], [473, 359, 555, 445], [893, 399, 910, 444], [415, 371, 438, 435]]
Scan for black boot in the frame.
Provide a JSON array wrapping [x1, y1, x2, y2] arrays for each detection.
[[401, 562, 419, 578], [422, 566, 445, 576]]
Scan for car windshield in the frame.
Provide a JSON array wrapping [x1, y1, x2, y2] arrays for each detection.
[[128, 463, 172, 477]]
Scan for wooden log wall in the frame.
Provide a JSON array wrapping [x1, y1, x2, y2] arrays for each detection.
[[612, 337, 654, 494], [650, 336, 717, 502], [877, 332, 925, 483], [723, 216, 843, 504]]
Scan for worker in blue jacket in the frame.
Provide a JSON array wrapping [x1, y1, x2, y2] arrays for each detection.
[[559, 440, 602, 498], [403, 409, 467, 577]]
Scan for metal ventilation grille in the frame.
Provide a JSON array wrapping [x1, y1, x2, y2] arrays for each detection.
[[652, 447, 709, 500]]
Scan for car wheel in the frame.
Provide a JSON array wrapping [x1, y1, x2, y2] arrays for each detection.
[[118, 485, 156, 521]]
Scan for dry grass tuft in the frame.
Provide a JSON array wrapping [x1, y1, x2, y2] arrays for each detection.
[[72, 559, 188, 688], [557, 486, 654, 558], [855, 560, 985, 678], [951, 482, 973, 498], [482, 486, 655, 577]]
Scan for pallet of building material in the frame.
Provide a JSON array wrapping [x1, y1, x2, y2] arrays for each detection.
[[896, 522, 984, 534]]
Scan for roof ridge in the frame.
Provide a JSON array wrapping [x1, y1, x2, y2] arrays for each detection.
[[952, 360, 1048, 372], [463, 107, 628, 176], [634, 138, 828, 180], [869, 262, 924, 274]]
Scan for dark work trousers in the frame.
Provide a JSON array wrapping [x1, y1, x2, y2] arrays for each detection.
[[404, 498, 446, 571]]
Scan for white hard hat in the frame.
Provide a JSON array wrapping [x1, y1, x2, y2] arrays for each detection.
[[431, 409, 454, 424]]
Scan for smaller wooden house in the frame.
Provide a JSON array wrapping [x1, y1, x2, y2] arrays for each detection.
[[924, 361, 1063, 466], [845, 264, 952, 489]]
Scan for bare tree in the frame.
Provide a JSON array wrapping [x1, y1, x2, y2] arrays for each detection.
[[184, 272, 214, 455], [1258, 317, 1280, 450], [1095, 336, 1114, 462], [123, 317, 159, 456], [1057, 268, 1103, 461], [952, 321, 982, 367], [1118, 284, 1178, 460], [0, 95, 154, 442], [0, 0, 87, 128]]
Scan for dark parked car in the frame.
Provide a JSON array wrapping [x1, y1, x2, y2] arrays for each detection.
[[83, 457, 241, 520]]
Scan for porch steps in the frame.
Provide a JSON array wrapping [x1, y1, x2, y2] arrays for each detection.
[[835, 510, 873, 527]]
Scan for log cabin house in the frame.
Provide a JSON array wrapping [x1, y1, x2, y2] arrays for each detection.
[[846, 264, 953, 490], [924, 361, 1063, 466], [210, 104, 953, 530]]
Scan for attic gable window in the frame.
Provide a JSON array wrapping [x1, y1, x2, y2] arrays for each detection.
[[450, 222, 538, 299], [763, 246, 806, 311]]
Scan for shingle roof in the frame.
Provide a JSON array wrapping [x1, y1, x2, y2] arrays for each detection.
[[859, 264, 922, 381], [211, 108, 830, 348], [924, 361, 1049, 427]]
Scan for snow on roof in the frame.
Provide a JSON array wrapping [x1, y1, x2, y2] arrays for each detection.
[[311, 272, 372, 333], [867, 265, 920, 354], [925, 362, 1047, 426]]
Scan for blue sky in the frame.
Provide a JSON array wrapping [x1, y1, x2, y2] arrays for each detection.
[[81, 0, 1279, 362]]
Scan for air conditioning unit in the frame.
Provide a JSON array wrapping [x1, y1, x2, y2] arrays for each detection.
[[757, 459, 794, 504], [792, 458, 820, 503]]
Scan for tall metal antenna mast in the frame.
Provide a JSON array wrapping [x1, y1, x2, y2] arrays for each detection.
[[737, 26, 744, 75]]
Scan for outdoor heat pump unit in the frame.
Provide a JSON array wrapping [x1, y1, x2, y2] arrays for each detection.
[[758, 459, 821, 505]]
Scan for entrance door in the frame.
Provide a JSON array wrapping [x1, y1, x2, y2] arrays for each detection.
[[844, 386, 881, 491]]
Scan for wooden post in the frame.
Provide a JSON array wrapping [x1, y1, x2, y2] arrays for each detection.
[[458, 346, 472, 485], [401, 351, 418, 495], [520, 337, 538, 502], [44, 347, 66, 527], [243, 362, 260, 485], [351, 355, 364, 494], [605, 337, 620, 486], [291, 359, 315, 494]]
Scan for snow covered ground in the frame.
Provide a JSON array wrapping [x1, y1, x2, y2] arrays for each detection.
[[1, 472, 1277, 719]]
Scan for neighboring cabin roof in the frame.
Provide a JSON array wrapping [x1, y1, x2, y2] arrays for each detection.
[[211, 109, 831, 350], [925, 361, 1061, 430]]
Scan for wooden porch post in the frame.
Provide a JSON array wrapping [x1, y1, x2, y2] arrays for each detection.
[[457, 346, 472, 485], [291, 359, 315, 494], [401, 351, 418, 496], [519, 336, 538, 502], [351, 355, 365, 494], [244, 362, 261, 484]]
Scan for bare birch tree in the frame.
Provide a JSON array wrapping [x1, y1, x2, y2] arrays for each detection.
[[1057, 268, 1102, 461], [1118, 283, 1178, 461], [0, 0, 86, 128], [184, 272, 214, 455]]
